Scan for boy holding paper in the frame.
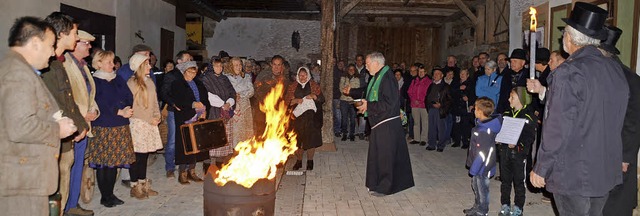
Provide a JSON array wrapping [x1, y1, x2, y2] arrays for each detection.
[[464, 97, 501, 216], [498, 87, 537, 216]]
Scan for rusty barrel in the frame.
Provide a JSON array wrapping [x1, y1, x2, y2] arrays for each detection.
[[203, 172, 276, 216]]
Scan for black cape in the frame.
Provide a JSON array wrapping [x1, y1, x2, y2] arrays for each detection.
[[365, 66, 415, 195]]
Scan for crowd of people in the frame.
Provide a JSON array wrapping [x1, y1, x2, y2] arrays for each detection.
[[1, 2, 638, 216]]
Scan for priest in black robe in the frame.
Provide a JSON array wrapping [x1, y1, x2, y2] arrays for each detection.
[[355, 52, 414, 196]]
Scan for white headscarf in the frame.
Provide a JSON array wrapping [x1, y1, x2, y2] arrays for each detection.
[[296, 66, 310, 88]]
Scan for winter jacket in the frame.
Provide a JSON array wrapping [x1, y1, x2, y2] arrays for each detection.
[[501, 105, 537, 154], [424, 81, 452, 118], [407, 76, 432, 108], [340, 75, 361, 101], [475, 71, 502, 106], [467, 114, 502, 178], [451, 78, 476, 116]]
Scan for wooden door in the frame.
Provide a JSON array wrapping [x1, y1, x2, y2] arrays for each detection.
[[161, 28, 175, 64]]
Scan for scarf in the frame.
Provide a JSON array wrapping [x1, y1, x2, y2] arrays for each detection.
[[296, 66, 310, 88], [365, 65, 390, 117], [93, 70, 116, 81]]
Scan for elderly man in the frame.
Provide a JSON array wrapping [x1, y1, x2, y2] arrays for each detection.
[[529, 3, 628, 215], [42, 12, 90, 214], [62, 30, 99, 216], [600, 26, 640, 216], [356, 52, 414, 196], [443, 55, 461, 79], [0, 16, 77, 216]]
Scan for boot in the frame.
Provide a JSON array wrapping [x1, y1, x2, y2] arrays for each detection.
[[292, 160, 302, 170], [187, 169, 203, 182], [307, 160, 314, 170], [341, 134, 347, 141], [178, 171, 190, 185], [129, 182, 147, 200], [203, 162, 211, 174], [141, 179, 159, 197]]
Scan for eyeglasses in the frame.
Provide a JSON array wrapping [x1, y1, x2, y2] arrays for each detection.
[[77, 41, 90, 45]]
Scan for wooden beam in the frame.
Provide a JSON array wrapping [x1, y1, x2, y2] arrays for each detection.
[[475, 5, 485, 45], [349, 8, 456, 16], [320, 0, 335, 144], [453, 0, 477, 23], [339, 0, 364, 18]]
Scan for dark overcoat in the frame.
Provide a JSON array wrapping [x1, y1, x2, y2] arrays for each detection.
[[533, 46, 628, 197]]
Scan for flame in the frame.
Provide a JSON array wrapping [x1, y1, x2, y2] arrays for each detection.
[[529, 7, 537, 31], [213, 83, 298, 188]]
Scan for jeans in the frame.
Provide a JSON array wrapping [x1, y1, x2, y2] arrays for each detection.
[[407, 110, 414, 138], [65, 137, 87, 211], [165, 111, 176, 172], [554, 194, 608, 216], [444, 114, 453, 142], [340, 100, 356, 136], [356, 115, 366, 135], [472, 175, 491, 214], [332, 99, 342, 134]]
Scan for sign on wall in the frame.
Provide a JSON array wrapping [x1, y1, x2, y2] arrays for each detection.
[[187, 20, 203, 45]]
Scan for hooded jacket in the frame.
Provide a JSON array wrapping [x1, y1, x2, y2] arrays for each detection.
[[467, 114, 502, 177]]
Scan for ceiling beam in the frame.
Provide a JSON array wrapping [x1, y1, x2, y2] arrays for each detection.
[[453, 0, 477, 23], [349, 7, 457, 16], [339, 0, 364, 19]]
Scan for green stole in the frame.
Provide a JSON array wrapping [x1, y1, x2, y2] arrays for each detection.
[[364, 65, 390, 117]]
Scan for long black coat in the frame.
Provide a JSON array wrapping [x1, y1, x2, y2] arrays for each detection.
[[603, 56, 640, 216], [533, 46, 628, 197], [365, 66, 414, 195], [172, 77, 210, 165]]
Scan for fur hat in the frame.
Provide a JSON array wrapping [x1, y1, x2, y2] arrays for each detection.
[[129, 53, 149, 71], [514, 87, 532, 106], [176, 61, 198, 74]]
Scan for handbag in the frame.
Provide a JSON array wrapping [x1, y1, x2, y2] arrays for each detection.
[[180, 119, 228, 155]]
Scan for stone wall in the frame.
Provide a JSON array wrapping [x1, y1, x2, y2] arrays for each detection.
[[205, 18, 321, 68]]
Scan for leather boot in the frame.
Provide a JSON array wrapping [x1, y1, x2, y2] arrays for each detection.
[[141, 179, 158, 197], [307, 160, 314, 170], [203, 162, 211, 174], [129, 182, 147, 200], [187, 169, 203, 182], [178, 171, 190, 185]]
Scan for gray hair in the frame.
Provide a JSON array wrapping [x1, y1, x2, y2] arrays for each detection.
[[566, 25, 600, 47], [366, 52, 386, 65], [485, 60, 497, 69]]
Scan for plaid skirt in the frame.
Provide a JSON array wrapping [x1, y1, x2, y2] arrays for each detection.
[[86, 125, 136, 167], [209, 119, 234, 157]]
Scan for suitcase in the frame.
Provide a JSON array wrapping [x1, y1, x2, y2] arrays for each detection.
[[180, 119, 228, 155]]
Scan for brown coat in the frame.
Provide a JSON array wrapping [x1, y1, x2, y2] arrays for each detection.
[[0, 51, 61, 196]]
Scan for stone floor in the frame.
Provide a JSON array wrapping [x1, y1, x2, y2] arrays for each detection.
[[83, 138, 557, 216]]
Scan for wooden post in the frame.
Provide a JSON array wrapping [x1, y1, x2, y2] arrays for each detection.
[[476, 5, 486, 46], [321, 0, 335, 144], [486, 1, 495, 44]]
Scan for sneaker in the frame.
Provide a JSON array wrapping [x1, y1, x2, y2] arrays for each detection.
[[511, 206, 523, 216], [462, 206, 477, 214], [498, 204, 511, 216]]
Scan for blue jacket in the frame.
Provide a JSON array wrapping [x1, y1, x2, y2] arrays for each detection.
[[475, 72, 501, 106], [116, 63, 156, 84], [467, 114, 502, 177]]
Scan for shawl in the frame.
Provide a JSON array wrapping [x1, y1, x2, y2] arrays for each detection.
[[199, 72, 236, 119]]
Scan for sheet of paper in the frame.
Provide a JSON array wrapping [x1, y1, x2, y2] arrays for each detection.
[[495, 116, 527, 145]]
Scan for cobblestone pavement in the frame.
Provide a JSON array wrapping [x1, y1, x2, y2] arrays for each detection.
[[83, 138, 556, 216]]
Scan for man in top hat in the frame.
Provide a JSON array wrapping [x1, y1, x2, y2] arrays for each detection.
[[497, 49, 528, 114], [600, 25, 640, 216], [61, 30, 98, 216], [529, 2, 629, 215]]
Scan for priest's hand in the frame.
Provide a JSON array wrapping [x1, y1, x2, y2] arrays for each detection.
[[356, 99, 367, 114], [530, 171, 546, 188]]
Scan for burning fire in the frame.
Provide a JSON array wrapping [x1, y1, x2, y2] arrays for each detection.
[[529, 7, 537, 31], [213, 83, 298, 188]]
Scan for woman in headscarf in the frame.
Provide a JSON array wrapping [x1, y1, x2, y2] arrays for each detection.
[[87, 50, 135, 207], [200, 59, 237, 171], [172, 61, 210, 184], [126, 54, 162, 199], [285, 66, 324, 171], [225, 57, 254, 147]]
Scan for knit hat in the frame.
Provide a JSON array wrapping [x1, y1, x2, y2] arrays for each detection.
[[77, 30, 95, 41], [514, 87, 532, 106], [129, 53, 149, 71], [176, 61, 198, 74]]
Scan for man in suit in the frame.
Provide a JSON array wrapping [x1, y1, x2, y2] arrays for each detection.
[[0, 16, 77, 216]]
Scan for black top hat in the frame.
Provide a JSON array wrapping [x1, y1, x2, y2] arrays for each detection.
[[507, 48, 528, 62], [535, 48, 550, 63], [562, 2, 608, 40], [600, 25, 622, 55]]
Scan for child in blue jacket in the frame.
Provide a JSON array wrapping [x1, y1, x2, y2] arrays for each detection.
[[465, 97, 502, 216]]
